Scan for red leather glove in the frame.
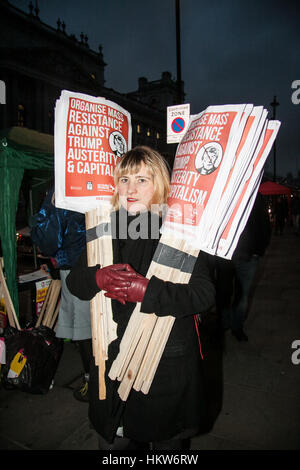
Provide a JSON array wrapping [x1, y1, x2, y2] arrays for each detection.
[[95, 264, 136, 293], [105, 264, 149, 304]]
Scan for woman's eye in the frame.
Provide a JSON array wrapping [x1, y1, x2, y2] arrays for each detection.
[[120, 178, 128, 184]]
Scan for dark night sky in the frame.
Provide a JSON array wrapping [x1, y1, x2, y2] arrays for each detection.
[[10, 0, 300, 178]]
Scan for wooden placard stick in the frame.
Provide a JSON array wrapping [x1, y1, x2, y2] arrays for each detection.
[[129, 314, 161, 392], [98, 352, 106, 400], [42, 280, 59, 325], [93, 296, 104, 365], [90, 293, 106, 398], [0, 276, 15, 329], [36, 280, 53, 327], [115, 313, 150, 383], [49, 299, 61, 329], [99, 292, 107, 355], [86, 210, 101, 362], [1, 292, 15, 328], [89, 210, 101, 364], [85, 206, 115, 400], [89, 297, 97, 359], [96, 299, 106, 399], [95, 207, 116, 400], [0, 262, 21, 330], [90, 299, 100, 361], [42, 280, 61, 327], [140, 316, 175, 394]]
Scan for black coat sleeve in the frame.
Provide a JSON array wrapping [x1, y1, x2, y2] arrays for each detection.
[[66, 249, 100, 300], [141, 251, 215, 318]]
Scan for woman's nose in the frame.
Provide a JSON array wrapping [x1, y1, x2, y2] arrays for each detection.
[[127, 180, 137, 194]]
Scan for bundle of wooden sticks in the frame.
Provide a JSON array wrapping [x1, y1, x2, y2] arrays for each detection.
[[85, 208, 199, 401], [109, 234, 199, 401], [0, 259, 61, 331], [35, 278, 61, 329], [85, 205, 117, 399]]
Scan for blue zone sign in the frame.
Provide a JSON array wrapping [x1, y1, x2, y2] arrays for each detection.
[[171, 117, 185, 133], [167, 103, 190, 143]]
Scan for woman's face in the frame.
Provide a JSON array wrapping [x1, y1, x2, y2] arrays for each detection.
[[116, 162, 155, 214]]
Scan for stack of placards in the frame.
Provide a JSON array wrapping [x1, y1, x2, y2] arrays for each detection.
[[161, 103, 281, 258], [54, 90, 131, 213]]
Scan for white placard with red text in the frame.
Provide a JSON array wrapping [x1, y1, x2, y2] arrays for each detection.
[[54, 90, 132, 213], [161, 103, 281, 258]]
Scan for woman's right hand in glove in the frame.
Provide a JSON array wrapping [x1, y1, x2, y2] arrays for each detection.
[[95, 264, 137, 293]]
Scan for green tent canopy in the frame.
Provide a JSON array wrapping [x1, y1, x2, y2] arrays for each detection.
[[0, 127, 54, 316]]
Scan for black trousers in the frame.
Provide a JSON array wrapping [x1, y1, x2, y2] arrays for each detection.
[[77, 338, 93, 374]]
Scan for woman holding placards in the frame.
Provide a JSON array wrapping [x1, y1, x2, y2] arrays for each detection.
[[66, 146, 215, 450]]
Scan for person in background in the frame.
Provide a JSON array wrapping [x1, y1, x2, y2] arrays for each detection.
[[291, 195, 300, 235], [30, 188, 92, 402], [66, 146, 215, 450], [274, 196, 288, 235], [215, 192, 271, 342]]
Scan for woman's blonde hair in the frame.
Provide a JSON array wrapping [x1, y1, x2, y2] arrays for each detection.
[[111, 146, 170, 211]]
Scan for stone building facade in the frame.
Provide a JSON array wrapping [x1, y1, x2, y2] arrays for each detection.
[[0, 0, 181, 165]]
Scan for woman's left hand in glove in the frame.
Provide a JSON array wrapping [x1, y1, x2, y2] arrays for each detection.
[[104, 264, 149, 304]]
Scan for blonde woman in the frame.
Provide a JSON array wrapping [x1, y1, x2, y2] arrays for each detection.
[[67, 146, 215, 450]]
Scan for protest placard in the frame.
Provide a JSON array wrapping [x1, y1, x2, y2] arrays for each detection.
[[55, 90, 131, 213], [35, 278, 52, 318]]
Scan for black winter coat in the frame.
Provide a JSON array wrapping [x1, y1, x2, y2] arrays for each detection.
[[66, 211, 215, 443], [30, 188, 86, 269]]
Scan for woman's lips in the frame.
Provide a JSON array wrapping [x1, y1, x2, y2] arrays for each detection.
[[127, 198, 138, 202]]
